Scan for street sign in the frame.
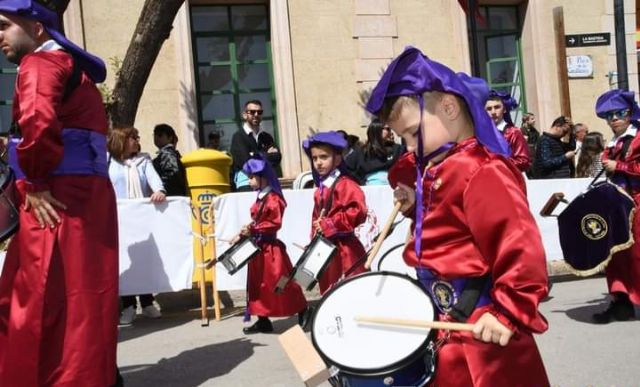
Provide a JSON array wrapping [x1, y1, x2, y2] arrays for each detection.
[[565, 33, 611, 47]]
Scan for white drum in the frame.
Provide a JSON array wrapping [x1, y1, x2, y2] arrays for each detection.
[[217, 236, 260, 275], [312, 272, 435, 386], [376, 243, 416, 279]]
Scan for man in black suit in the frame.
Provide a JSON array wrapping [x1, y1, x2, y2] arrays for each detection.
[[230, 100, 281, 191]]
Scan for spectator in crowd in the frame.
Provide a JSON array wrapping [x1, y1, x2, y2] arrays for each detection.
[[352, 119, 403, 185], [153, 124, 188, 196], [337, 129, 361, 177], [108, 127, 166, 325], [576, 132, 605, 178], [533, 116, 575, 179], [206, 130, 222, 150], [573, 123, 589, 166], [230, 100, 281, 192], [521, 112, 541, 146], [485, 90, 531, 172]]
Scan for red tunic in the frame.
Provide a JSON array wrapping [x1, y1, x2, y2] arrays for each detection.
[[601, 133, 640, 304], [312, 174, 368, 294], [503, 125, 531, 172], [0, 50, 118, 386], [393, 137, 549, 387], [247, 192, 307, 317]]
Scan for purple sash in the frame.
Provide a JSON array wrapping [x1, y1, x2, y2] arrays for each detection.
[[8, 128, 108, 180], [416, 268, 492, 315]]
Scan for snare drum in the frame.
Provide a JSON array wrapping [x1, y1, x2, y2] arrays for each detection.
[[217, 236, 260, 275], [312, 272, 436, 386], [0, 160, 18, 243], [290, 234, 337, 291], [375, 243, 416, 279]]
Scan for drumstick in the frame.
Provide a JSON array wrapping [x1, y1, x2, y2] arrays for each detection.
[[364, 202, 402, 270], [293, 242, 306, 250], [355, 316, 474, 332]]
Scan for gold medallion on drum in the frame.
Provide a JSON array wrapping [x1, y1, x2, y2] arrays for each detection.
[[580, 214, 608, 241]]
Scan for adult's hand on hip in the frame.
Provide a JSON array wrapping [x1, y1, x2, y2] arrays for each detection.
[[24, 190, 67, 229]]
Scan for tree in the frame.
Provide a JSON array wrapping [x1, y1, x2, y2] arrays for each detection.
[[108, 0, 185, 127]]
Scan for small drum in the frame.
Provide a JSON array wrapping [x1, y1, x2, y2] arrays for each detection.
[[217, 236, 260, 275], [312, 272, 435, 386], [290, 234, 337, 291], [0, 160, 18, 243], [557, 181, 635, 275], [375, 243, 416, 279]]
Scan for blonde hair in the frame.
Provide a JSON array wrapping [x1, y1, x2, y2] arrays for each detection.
[[108, 127, 138, 161], [378, 92, 471, 125]]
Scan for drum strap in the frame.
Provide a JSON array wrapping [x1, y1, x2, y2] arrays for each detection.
[[448, 274, 492, 322], [318, 175, 341, 215], [611, 136, 635, 195]]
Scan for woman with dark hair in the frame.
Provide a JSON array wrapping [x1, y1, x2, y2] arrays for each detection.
[[576, 132, 605, 178], [353, 119, 403, 185]]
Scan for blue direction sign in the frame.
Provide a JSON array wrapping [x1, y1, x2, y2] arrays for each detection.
[[565, 33, 611, 47]]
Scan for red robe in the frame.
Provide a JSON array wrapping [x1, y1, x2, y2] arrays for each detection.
[[0, 50, 118, 386], [247, 191, 307, 317], [503, 125, 531, 172], [392, 137, 549, 387], [312, 174, 367, 294], [601, 132, 640, 304]]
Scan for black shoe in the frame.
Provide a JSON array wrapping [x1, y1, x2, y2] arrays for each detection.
[[243, 317, 273, 334], [593, 300, 634, 324]]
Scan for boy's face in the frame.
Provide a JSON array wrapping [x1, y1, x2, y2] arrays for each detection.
[[385, 94, 454, 157], [310, 145, 341, 177], [248, 174, 265, 190], [485, 99, 505, 124], [154, 132, 170, 148]]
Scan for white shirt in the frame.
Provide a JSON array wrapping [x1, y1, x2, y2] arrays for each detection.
[[321, 168, 341, 188], [35, 39, 63, 53], [607, 125, 637, 147], [257, 186, 272, 200], [496, 120, 508, 133], [243, 123, 265, 143]]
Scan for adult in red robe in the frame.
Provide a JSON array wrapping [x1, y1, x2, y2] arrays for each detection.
[[594, 89, 640, 323], [0, 3, 118, 386], [486, 90, 532, 172]]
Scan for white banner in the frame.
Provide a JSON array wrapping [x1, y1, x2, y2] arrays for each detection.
[[117, 197, 194, 296], [0, 177, 609, 293]]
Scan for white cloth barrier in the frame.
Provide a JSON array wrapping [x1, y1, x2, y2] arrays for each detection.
[[0, 177, 605, 293], [117, 197, 194, 296], [213, 177, 597, 290]]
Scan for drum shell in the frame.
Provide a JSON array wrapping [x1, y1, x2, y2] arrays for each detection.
[[217, 236, 260, 275], [558, 181, 635, 274], [311, 271, 435, 383]]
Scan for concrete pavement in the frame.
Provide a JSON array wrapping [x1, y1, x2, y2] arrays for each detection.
[[118, 277, 640, 387]]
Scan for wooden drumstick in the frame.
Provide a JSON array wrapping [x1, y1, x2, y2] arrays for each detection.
[[293, 242, 306, 251], [364, 202, 402, 270], [354, 316, 474, 332]]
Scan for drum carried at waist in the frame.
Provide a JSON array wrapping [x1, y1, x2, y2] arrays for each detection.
[[216, 236, 261, 275], [275, 234, 337, 292], [311, 271, 436, 386], [541, 180, 635, 276]]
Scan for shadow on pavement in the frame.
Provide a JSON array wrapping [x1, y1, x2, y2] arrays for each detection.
[[558, 296, 610, 324], [118, 312, 199, 344], [120, 338, 265, 387]]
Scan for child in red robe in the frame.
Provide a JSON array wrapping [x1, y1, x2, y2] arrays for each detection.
[[366, 47, 549, 387], [302, 132, 368, 294], [238, 156, 308, 334]]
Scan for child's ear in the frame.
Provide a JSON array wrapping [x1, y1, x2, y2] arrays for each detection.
[[440, 94, 462, 121]]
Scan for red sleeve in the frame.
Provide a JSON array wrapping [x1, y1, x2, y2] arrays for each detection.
[[15, 52, 70, 191], [319, 178, 367, 238], [463, 160, 548, 333], [506, 127, 531, 172], [614, 135, 640, 177], [249, 193, 285, 235]]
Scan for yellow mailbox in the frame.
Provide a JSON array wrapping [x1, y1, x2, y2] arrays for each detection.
[[182, 148, 232, 283]]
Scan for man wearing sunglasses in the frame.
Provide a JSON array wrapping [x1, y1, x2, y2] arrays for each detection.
[[592, 89, 640, 324], [230, 100, 281, 191]]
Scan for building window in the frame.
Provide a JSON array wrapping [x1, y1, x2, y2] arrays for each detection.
[[0, 55, 17, 134], [470, 5, 527, 123], [189, 4, 278, 150]]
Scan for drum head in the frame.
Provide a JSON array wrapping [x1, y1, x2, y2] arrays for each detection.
[[376, 243, 417, 279], [311, 272, 435, 376]]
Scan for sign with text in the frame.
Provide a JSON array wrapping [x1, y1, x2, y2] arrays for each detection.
[[565, 33, 610, 47], [567, 55, 593, 78]]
